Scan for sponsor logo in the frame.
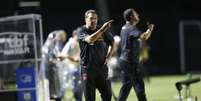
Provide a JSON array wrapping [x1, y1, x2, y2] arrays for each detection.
[[19, 74, 32, 84], [0, 32, 32, 55]]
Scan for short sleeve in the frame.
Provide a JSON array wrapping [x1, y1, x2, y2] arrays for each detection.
[[61, 38, 72, 56], [77, 27, 88, 42], [129, 29, 141, 38], [104, 32, 114, 46]]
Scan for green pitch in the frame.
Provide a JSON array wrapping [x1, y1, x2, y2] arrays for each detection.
[[64, 74, 201, 101]]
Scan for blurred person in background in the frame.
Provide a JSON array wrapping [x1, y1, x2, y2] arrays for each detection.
[[118, 8, 154, 101], [107, 35, 121, 81], [107, 35, 121, 101], [139, 40, 151, 83], [41, 30, 67, 101], [60, 29, 82, 101]]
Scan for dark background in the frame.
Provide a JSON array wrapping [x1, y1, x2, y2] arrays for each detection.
[[0, 0, 201, 74]]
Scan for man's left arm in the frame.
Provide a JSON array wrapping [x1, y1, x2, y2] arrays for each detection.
[[104, 33, 115, 64], [105, 41, 115, 64], [106, 41, 115, 59]]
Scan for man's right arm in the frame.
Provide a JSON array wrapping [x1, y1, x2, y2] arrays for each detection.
[[85, 20, 114, 44]]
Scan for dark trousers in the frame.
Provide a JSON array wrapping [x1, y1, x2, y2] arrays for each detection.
[[73, 70, 83, 101], [46, 63, 63, 99], [81, 65, 112, 101], [118, 59, 147, 101]]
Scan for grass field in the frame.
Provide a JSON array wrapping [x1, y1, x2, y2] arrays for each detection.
[[63, 74, 201, 101]]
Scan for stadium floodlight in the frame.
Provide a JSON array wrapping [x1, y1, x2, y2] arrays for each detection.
[[18, 1, 40, 7]]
